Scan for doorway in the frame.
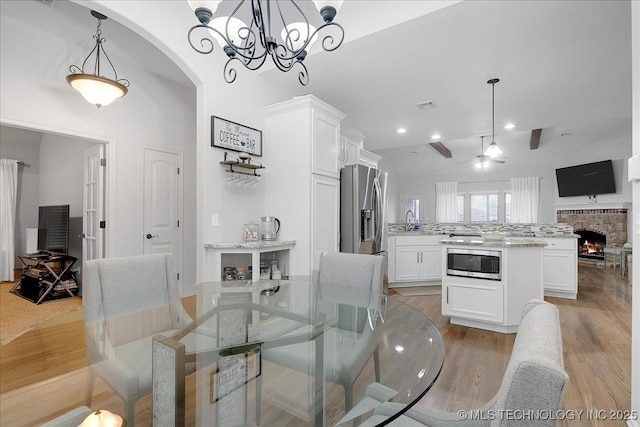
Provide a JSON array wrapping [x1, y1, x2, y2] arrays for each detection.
[[0, 122, 112, 278]]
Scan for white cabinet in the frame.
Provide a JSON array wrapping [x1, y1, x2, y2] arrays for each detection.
[[443, 275, 504, 324], [340, 126, 381, 169], [539, 237, 578, 299], [359, 149, 381, 169], [388, 234, 443, 285], [263, 95, 345, 276], [441, 244, 544, 334]]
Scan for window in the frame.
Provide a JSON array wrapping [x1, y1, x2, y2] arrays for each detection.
[[456, 195, 465, 222], [505, 192, 511, 223], [470, 193, 498, 222], [403, 197, 420, 222]]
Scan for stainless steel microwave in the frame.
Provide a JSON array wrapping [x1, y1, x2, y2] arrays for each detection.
[[446, 248, 502, 281]]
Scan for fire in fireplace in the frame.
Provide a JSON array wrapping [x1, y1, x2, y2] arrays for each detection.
[[577, 230, 606, 259]]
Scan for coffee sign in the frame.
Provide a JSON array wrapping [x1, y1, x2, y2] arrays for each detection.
[[211, 116, 262, 156]]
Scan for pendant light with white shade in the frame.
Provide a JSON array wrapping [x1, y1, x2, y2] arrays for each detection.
[[485, 78, 503, 158], [66, 11, 130, 108]]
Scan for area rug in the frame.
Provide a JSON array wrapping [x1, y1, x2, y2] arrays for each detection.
[[394, 285, 442, 297], [0, 281, 82, 345]]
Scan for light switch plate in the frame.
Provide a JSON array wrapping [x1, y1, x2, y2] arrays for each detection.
[[211, 213, 219, 226]]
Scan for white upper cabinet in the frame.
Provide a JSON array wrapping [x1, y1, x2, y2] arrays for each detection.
[[339, 126, 381, 169]]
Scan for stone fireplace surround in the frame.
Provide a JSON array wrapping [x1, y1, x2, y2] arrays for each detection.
[[556, 208, 628, 247]]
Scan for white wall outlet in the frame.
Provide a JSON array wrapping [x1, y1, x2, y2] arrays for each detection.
[[211, 213, 219, 226]]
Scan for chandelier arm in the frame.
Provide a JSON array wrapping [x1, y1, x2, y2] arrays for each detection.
[[278, 0, 310, 56], [187, 25, 216, 54], [77, 37, 101, 74], [272, 21, 344, 62], [318, 22, 344, 52], [97, 41, 127, 86], [296, 61, 309, 85], [223, 58, 239, 83]]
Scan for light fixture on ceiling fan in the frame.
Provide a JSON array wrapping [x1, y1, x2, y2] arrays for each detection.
[[485, 78, 503, 158], [475, 135, 506, 169], [186, 0, 345, 85], [66, 10, 130, 108]]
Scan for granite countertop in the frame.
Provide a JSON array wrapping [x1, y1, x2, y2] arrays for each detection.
[[389, 230, 579, 238], [205, 240, 297, 249], [439, 237, 547, 247]]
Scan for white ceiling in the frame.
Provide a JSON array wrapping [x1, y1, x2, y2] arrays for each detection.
[[5, 0, 632, 178], [259, 0, 633, 176]]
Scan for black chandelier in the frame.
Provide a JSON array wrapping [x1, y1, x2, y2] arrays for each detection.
[[187, 0, 345, 85]]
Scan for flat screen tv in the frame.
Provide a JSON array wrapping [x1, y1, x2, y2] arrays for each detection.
[[38, 204, 70, 253], [555, 160, 616, 197]]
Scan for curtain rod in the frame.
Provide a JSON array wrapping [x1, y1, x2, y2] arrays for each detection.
[[456, 177, 543, 185], [457, 179, 510, 184], [17, 161, 31, 167]]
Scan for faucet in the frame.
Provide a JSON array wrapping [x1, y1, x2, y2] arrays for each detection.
[[405, 209, 415, 231]]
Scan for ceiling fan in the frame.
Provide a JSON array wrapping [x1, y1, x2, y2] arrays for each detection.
[[475, 136, 506, 169]]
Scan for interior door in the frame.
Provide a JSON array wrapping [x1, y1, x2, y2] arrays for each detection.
[[144, 148, 180, 278], [83, 144, 105, 262]]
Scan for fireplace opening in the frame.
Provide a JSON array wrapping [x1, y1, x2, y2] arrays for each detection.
[[577, 230, 606, 260]]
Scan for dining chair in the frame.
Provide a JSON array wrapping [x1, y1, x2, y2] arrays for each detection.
[[263, 251, 384, 412], [82, 253, 199, 426], [359, 299, 569, 427]]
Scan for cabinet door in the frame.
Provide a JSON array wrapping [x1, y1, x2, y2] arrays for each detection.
[[543, 249, 577, 293], [443, 277, 504, 323], [312, 109, 341, 178], [419, 247, 442, 280], [394, 247, 420, 281], [312, 175, 340, 262]]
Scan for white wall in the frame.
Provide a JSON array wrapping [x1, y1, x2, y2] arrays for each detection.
[[38, 133, 95, 218], [0, 0, 198, 289], [392, 130, 632, 230], [87, 1, 301, 284]]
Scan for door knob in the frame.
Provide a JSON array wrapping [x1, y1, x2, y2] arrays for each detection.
[[146, 234, 159, 239]]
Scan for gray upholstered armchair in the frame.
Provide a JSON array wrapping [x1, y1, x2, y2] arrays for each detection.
[[358, 299, 569, 427], [82, 253, 197, 425]]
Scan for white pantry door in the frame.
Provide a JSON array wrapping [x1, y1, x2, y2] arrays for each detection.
[[83, 144, 105, 262], [143, 149, 180, 280]]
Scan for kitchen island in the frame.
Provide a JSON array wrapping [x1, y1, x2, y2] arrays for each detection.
[[441, 237, 546, 333]]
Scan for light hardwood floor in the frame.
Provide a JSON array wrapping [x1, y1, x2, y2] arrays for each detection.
[[0, 262, 632, 426]]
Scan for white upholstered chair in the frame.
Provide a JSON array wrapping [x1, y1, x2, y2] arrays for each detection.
[[83, 253, 196, 425], [264, 251, 384, 412], [358, 299, 569, 427]]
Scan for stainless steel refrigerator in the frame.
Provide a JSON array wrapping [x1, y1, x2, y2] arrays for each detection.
[[340, 163, 388, 256]]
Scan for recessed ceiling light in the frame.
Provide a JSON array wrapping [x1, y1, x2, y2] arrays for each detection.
[[397, 128, 407, 134], [504, 123, 516, 130], [431, 134, 441, 140]]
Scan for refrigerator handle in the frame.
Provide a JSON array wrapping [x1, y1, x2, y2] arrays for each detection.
[[373, 176, 383, 248]]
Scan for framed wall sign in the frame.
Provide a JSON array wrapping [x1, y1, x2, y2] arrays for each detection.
[[211, 116, 262, 156]]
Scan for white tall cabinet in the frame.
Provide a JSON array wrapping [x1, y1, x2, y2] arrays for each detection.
[[263, 95, 345, 276]]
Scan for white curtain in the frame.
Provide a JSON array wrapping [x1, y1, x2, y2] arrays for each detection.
[[510, 176, 540, 223], [435, 181, 458, 222], [0, 159, 19, 281]]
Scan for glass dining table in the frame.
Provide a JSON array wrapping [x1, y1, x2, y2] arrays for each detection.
[[152, 278, 445, 426]]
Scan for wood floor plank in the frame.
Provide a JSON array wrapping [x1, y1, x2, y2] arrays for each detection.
[[0, 262, 632, 426]]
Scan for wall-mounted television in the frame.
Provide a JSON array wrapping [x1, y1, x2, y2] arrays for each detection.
[[555, 160, 616, 197]]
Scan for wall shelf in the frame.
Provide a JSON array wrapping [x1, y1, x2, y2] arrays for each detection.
[[220, 151, 265, 176]]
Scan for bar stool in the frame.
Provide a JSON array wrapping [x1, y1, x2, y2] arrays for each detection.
[[603, 246, 623, 274]]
